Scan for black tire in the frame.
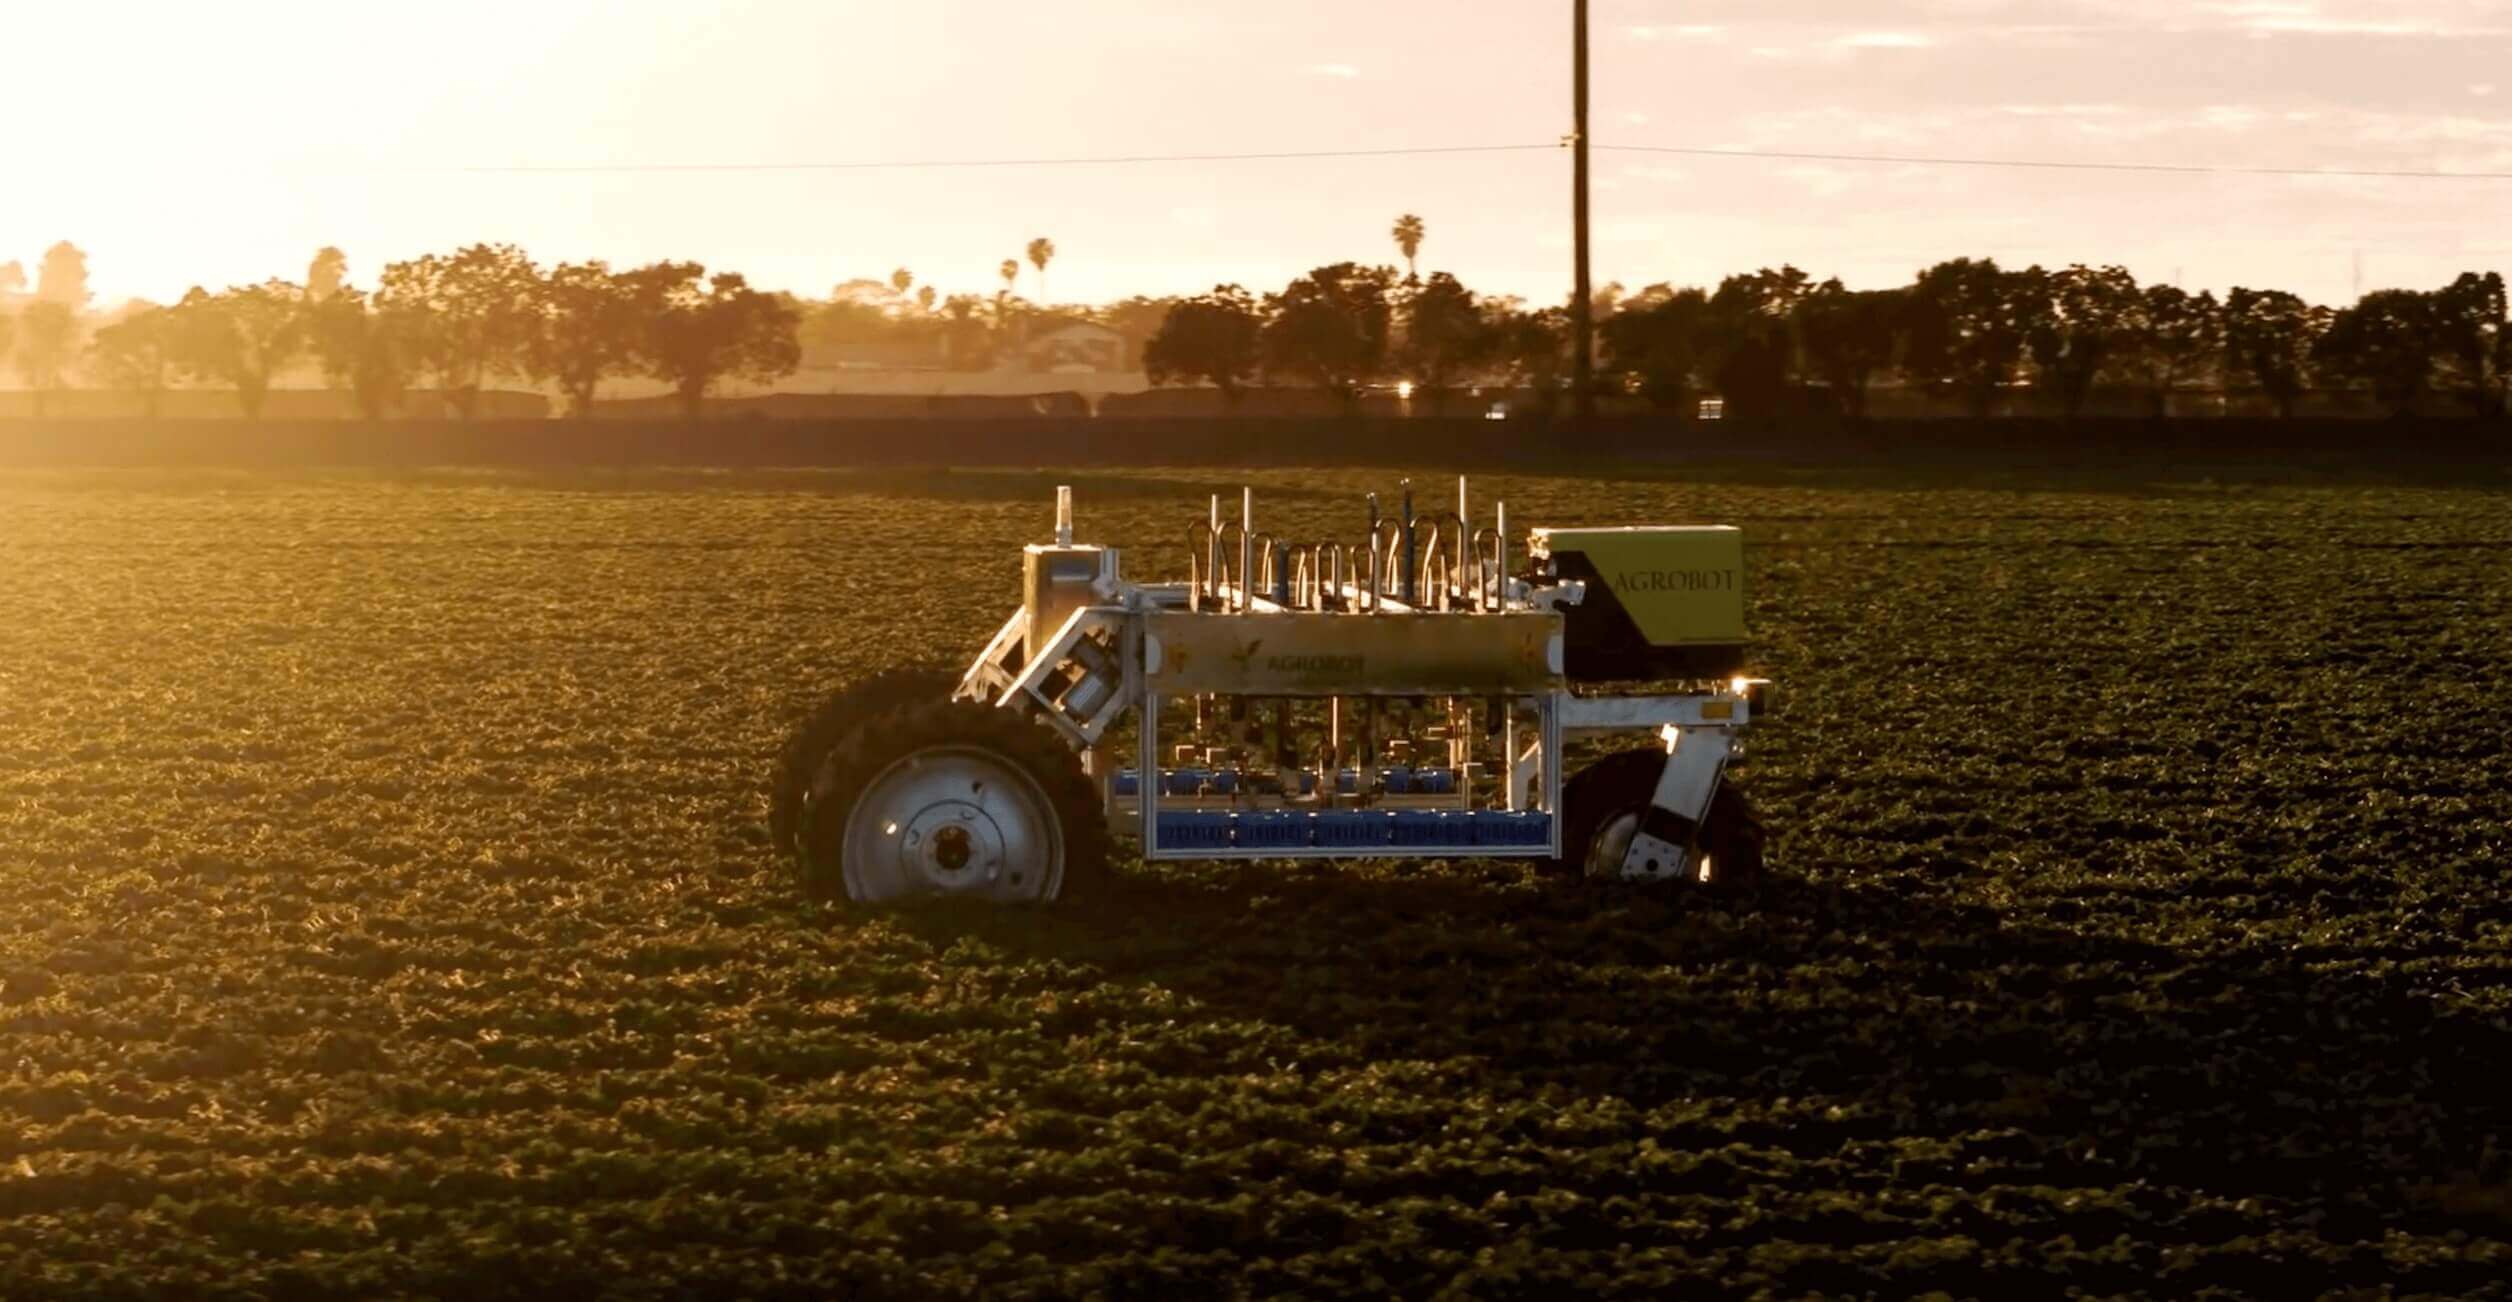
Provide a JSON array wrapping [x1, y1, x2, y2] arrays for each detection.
[[1550, 749, 1767, 887], [797, 698, 1107, 907], [771, 666, 961, 865]]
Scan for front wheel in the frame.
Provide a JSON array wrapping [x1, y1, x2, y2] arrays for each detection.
[[1553, 749, 1767, 886], [797, 699, 1106, 907]]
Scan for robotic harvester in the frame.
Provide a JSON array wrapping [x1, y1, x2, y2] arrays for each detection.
[[772, 479, 1776, 907]]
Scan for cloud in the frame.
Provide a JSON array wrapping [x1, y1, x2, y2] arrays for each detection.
[[1837, 31, 1936, 48], [1304, 63, 1359, 78]]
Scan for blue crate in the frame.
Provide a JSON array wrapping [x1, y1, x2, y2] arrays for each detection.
[[1414, 767, 1457, 796], [1378, 767, 1414, 794], [1155, 811, 1233, 851], [1468, 810, 1553, 848], [1114, 770, 1141, 797], [1163, 769, 1207, 797], [1235, 811, 1309, 850], [1313, 810, 1395, 849], [1391, 810, 1472, 847]]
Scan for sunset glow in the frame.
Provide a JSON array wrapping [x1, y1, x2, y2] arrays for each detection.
[[11, 0, 2512, 307]]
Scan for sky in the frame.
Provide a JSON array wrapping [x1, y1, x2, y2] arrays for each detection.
[[8, 0, 2511, 310]]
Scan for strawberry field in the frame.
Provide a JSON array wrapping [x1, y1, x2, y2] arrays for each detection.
[[2, 461, 2509, 1298]]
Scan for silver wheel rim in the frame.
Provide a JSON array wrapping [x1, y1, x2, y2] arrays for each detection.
[[840, 746, 1064, 905], [1585, 809, 1709, 882]]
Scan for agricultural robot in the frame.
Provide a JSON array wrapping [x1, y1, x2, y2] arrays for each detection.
[[772, 480, 1775, 906]]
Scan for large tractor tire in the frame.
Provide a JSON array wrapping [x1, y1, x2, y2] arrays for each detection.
[[772, 666, 962, 866], [797, 698, 1107, 907], [1552, 749, 1767, 887]]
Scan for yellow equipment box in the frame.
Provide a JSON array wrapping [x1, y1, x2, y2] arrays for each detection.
[[1529, 525, 1748, 679]]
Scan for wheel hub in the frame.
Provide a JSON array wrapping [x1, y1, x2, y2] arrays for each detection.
[[897, 801, 1004, 887], [841, 746, 1064, 904], [1588, 809, 1708, 882]]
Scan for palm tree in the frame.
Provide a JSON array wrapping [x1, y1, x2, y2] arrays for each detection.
[[999, 259, 1019, 296], [1391, 214, 1425, 281], [890, 267, 913, 296], [1026, 238, 1055, 303]]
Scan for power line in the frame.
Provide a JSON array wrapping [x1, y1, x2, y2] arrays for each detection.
[[320, 139, 2512, 182], [1597, 142, 2512, 181], [423, 143, 1562, 174]]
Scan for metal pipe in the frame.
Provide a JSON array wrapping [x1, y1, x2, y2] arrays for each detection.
[[1367, 520, 1402, 613], [1186, 521, 1214, 611], [1471, 527, 1501, 613], [1055, 484, 1073, 546], [1239, 486, 1254, 614], [1495, 500, 1509, 607], [1398, 480, 1416, 607], [1418, 512, 1467, 611]]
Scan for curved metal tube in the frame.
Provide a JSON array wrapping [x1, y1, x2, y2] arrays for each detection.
[[1367, 519, 1404, 613], [1417, 512, 1468, 611], [1471, 527, 1504, 612]]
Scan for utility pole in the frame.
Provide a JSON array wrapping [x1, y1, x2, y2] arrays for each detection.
[[1571, 0, 1595, 425]]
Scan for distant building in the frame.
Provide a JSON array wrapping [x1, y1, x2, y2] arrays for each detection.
[[1015, 321, 1129, 374]]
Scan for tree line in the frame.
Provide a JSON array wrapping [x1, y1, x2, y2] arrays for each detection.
[[2, 243, 801, 419], [1141, 240, 2512, 420], [8, 219, 2509, 419]]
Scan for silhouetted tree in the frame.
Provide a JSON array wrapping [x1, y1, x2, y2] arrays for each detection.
[[306, 247, 348, 303], [2430, 271, 2507, 417], [1396, 272, 1485, 411], [14, 302, 81, 416], [1703, 265, 1812, 420], [309, 287, 421, 419], [378, 243, 541, 419], [2223, 287, 2326, 419], [87, 306, 177, 417], [2121, 285, 2222, 418], [1026, 239, 1055, 302], [1143, 285, 1263, 404], [1262, 263, 1396, 408], [1796, 281, 1902, 418], [622, 263, 802, 418], [915, 284, 936, 314], [1391, 214, 1425, 281], [1096, 294, 1180, 372], [1600, 283, 1712, 410], [1903, 257, 2038, 417], [2025, 264, 2140, 419], [942, 294, 992, 371], [168, 281, 310, 418], [1484, 304, 1568, 414], [2316, 288, 2442, 417], [890, 267, 913, 297], [34, 241, 90, 308], [530, 261, 644, 418]]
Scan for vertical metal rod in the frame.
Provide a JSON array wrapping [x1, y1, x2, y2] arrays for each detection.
[[1571, 0, 1595, 427], [1496, 500, 1509, 608], [1055, 484, 1073, 545], [1399, 479, 1416, 607], [1238, 486, 1254, 613], [1205, 494, 1221, 603]]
